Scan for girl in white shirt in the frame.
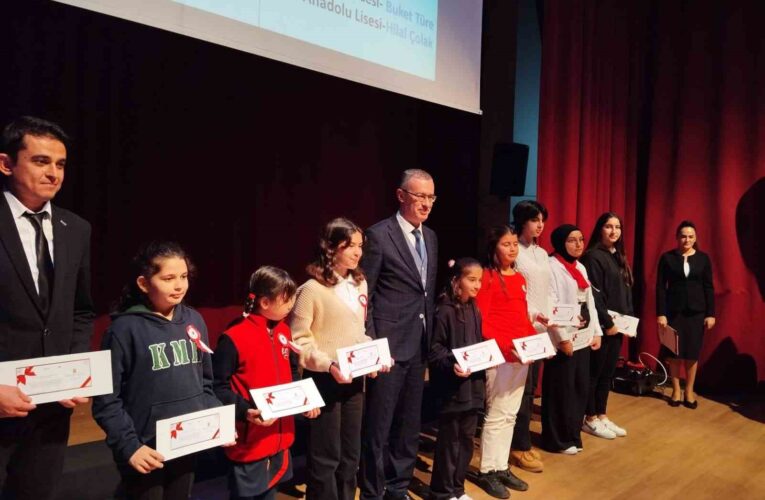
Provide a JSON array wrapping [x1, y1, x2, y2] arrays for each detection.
[[542, 224, 602, 454]]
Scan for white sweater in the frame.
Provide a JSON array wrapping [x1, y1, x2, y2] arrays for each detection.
[[548, 256, 603, 344], [289, 278, 371, 372], [516, 241, 554, 334]]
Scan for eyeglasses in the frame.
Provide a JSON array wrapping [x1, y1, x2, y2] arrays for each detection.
[[402, 189, 437, 203]]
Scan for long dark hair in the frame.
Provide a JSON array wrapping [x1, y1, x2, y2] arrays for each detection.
[[585, 212, 634, 287], [438, 257, 482, 322], [242, 266, 297, 316], [483, 225, 518, 295], [675, 220, 699, 250], [115, 241, 196, 312], [512, 200, 548, 240], [306, 217, 365, 287]]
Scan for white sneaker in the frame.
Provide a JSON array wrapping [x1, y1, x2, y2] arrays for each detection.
[[600, 417, 627, 437], [560, 446, 578, 455], [458, 495, 473, 500], [582, 418, 616, 439]]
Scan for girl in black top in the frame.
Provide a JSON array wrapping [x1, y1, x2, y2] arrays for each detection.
[[580, 212, 633, 440], [428, 258, 485, 500], [656, 220, 715, 409]]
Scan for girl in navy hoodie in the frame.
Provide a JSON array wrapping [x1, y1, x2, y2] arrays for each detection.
[[428, 258, 485, 500], [92, 241, 221, 500], [212, 266, 320, 500]]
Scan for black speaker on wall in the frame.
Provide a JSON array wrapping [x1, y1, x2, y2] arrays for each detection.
[[490, 142, 529, 197]]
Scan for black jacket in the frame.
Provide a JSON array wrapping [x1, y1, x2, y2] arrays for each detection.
[[92, 304, 220, 463], [656, 250, 715, 317], [0, 193, 94, 362], [581, 246, 633, 331], [428, 298, 485, 414]]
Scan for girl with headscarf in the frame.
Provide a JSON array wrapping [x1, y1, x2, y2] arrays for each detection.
[[542, 225, 602, 454]]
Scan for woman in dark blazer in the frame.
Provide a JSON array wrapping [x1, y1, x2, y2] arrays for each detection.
[[656, 220, 715, 409]]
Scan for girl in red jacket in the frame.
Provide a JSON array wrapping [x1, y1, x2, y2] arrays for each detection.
[[473, 226, 549, 499], [212, 266, 320, 500]]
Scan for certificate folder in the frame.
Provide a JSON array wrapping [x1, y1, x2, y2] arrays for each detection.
[[659, 325, 679, 355]]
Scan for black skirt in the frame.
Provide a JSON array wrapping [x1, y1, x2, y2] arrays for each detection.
[[661, 310, 705, 360]]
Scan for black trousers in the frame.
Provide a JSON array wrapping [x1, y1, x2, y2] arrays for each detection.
[[510, 361, 538, 451], [541, 348, 590, 451], [359, 354, 425, 500], [429, 410, 478, 500], [120, 454, 195, 500], [0, 405, 71, 500], [305, 371, 364, 500], [587, 333, 623, 416]]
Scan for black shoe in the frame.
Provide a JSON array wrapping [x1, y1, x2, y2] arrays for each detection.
[[668, 398, 682, 407], [683, 398, 698, 409], [496, 468, 529, 491], [473, 471, 510, 499], [384, 494, 411, 500]]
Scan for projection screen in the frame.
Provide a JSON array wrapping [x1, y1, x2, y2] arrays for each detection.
[[53, 0, 484, 114]]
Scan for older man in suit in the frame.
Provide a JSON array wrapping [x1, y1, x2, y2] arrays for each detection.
[[359, 169, 438, 500], [0, 116, 94, 499]]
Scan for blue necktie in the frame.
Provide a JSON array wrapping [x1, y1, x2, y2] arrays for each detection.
[[412, 228, 424, 261]]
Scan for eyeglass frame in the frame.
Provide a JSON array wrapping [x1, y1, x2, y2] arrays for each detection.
[[400, 189, 437, 204]]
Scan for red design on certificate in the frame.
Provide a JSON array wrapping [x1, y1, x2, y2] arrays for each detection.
[[250, 378, 325, 420], [169, 415, 219, 451], [15, 359, 92, 395], [1, 351, 113, 404], [453, 339, 505, 373], [336, 338, 391, 379], [550, 304, 579, 326], [571, 327, 595, 351], [512, 333, 556, 363], [16, 366, 35, 385], [156, 405, 236, 461]]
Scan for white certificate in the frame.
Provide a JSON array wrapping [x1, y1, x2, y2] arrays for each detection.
[[551, 304, 579, 326], [453, 339, 505, 373], [512, 333, 555, 363], [659, 325, 679, 355], [570, 327, 595, 351], [250, 378, 325, 420], [336, 338, 392, 379], [156, 404, 235, 461], [608, 310, 640, 337], [0, 350, 113, 404]]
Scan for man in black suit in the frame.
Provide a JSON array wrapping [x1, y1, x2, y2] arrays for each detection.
[[0, 116, 94, 499], [359, 169, 438, 500]]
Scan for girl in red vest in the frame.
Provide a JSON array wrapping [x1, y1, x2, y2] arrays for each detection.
[[212, 266, 320, 500]]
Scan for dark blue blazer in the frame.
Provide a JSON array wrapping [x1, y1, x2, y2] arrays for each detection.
[[361, 215, 438, 361]]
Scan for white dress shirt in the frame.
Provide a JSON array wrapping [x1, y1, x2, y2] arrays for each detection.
[[333, 272, 363, 314], [3, 190, 55, 293], [395, 211, 427, 257]]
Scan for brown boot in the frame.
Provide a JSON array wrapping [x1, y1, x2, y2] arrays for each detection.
[[510, 449, 544, 473]]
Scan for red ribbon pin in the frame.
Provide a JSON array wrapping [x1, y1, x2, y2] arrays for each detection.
[[187, 325, 214, 354]]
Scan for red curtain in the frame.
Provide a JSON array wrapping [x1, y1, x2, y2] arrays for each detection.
[[538, 0, 765, 391]]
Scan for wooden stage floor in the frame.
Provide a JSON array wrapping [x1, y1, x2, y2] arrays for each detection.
[[69, 388, 765, 500]]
